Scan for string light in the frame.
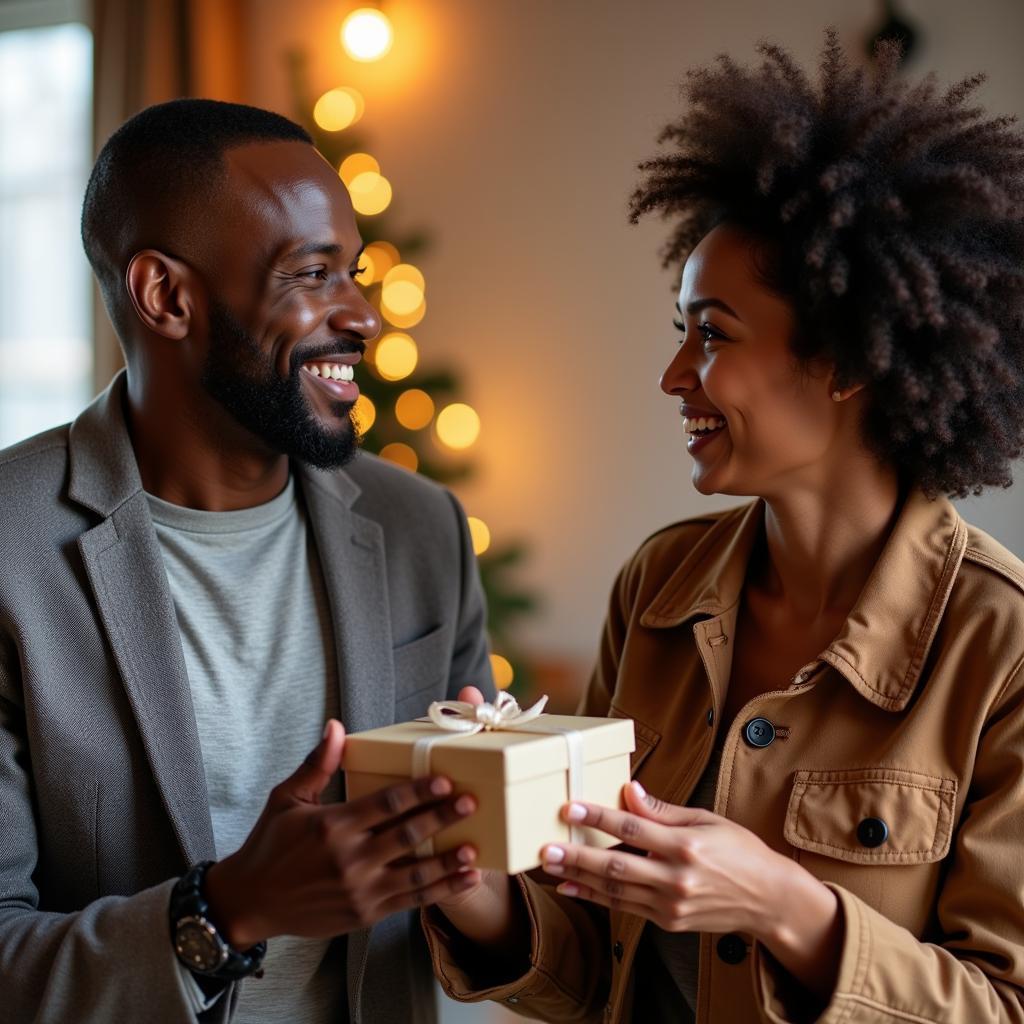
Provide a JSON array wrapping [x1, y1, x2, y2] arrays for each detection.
[[339, 152, 379, 185], [490, 654, 514, 689], [382, 298, 426, 329], [313, 87, 365, 131], [353, 394, 376, 433], [379, 442, 418, 472], [467, 516, 491, 555], [395, 389, 435, 429], [341, 8, 394, 62], [348, 170, 392, 215], [436, 403, 481, 450], [374, 332, 418, 381]]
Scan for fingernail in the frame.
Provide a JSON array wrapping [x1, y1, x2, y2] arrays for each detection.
[[631, 780, 646, 799], [455, 795, 476, 815], [557, 883, 579, 897], [322, 720, 332, 739], [430, 777, 452, 796], [566, 803, 587, 822], [456, 845, 475, 864], [543, 845, 565, 864]]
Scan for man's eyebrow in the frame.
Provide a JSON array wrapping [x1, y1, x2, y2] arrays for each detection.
[[681, 297, 742, 321], [279, 242, 366, 263]]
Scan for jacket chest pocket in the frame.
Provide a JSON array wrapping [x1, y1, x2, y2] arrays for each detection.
[[783, 768, 957, 929]]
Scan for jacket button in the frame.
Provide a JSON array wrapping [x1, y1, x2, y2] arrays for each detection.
[[743, 717, 775, 748], [716, 933, 747, 964], [857, 817, 889, 848], [613, 940, 624, 961]]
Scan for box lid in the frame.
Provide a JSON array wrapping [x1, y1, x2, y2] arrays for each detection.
[[343, 714, 635, 785]]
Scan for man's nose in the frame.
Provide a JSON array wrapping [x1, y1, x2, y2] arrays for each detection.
[[329, 287, 382, 343], [660, 340, 700, 396]]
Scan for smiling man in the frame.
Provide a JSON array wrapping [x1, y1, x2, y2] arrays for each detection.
[[0, 100, 494, 1023]]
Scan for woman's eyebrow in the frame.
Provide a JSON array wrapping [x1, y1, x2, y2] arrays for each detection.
[[684, 297, 742, 321]]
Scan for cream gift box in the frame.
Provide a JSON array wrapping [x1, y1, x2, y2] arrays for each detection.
[[342, 698, 636, 874]]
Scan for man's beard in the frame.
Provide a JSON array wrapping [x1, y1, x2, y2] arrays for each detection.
[[201, 301, 361, 470]]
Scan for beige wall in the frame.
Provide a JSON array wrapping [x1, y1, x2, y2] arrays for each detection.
[[243, 0, 1024, 670]]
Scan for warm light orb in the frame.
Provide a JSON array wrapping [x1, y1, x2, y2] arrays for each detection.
[[339, 152, 379, 185], [490, 653, 514, 690], [359, 241, 400, 284], [313, 87, 364, 131], [374, 332, 418, 381], [382, 296, 426, 329], [395, 388, 435, 430], [379, 442, 418, 472], [353, 394, 376, 433], [436, 403, 481, 450], [348, 171, 392, 215], [467, 516, 491, 556], [341, 8, 393, 62]]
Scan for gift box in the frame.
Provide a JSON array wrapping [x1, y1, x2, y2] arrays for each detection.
[[342, 697, 636, 874]]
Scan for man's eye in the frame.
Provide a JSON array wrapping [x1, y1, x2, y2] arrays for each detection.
[[298, 268, 328, 281], [351, 265, 367, 279]]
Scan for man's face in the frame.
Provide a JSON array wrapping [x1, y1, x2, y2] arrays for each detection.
[[194, 140, 381, 468]]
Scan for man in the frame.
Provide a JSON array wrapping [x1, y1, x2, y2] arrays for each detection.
[[0, 99, 494, 1023]]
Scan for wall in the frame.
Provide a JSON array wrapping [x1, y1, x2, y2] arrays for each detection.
[[242, 0, 1024, 676]]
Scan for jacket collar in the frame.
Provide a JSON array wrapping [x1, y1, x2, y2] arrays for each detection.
[[68, 369, 364, 516], [640, 491, 967, 712]]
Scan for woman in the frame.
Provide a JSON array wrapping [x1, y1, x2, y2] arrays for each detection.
[[427, 32, 1024, 1022]]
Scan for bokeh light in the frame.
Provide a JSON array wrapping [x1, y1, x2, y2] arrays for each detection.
[[353, 394, 376, 434], [358, 241, 400, 285], [490, 654, 514, 690], [379, 442, 418, 472], [467, 516, 491, 555], [436, 403, 481, 450], [381, 297, 426, 329], [339, 152, 379, 185], [341, 8, 393, 62], [374, 332, 418, 381], [313, 87, 365, 131], [394, 388, 435, 430], [348, 171, 392, 215]]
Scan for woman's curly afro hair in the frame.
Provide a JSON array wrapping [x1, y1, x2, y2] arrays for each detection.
[[629, 30, 1024, 498]]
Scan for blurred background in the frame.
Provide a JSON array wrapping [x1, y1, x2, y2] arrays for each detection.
[[3, 0, 1023, 1019]]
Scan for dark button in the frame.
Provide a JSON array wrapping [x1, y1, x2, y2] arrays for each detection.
[[706, 708, 714, 727], [743, 717, 776, 748], [857, 817, 889, 848], [716, 933, 747, 964], [613, 940, 624, 961]]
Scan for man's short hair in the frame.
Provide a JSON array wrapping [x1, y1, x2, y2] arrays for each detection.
[[81, 98, 312, 344]]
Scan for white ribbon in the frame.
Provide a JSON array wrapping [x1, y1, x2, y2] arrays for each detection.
[[410, 693, 585, 857]]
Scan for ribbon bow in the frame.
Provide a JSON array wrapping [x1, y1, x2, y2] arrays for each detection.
[[427, 691, 549, 734]]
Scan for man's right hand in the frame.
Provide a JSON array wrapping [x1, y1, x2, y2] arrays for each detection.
[[204, 719, 480, 948]]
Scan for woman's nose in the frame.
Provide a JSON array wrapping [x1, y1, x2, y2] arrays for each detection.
[[660, 342, 700, 396]]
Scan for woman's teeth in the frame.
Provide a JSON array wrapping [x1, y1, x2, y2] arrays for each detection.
[[303, 363, 355, 382], [683, 415, 726, 436]]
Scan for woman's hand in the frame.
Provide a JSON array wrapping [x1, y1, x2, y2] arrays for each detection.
[[541, 781, 843, 1001]]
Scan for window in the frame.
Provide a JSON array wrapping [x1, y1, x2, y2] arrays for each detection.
[[0, 3, 92, 448]]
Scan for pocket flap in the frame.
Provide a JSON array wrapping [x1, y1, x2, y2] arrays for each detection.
[[784, 768, 957, 865], [609, 703, 660, 775]]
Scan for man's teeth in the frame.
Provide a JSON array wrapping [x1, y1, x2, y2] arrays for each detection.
[[303, 363, 355, 382], [683, 415, 726, 435]]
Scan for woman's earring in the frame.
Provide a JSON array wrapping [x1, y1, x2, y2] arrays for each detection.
[[831, 390, 842, 402]]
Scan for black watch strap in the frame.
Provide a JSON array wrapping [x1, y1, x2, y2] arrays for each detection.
[[170, 861, 267, 981]]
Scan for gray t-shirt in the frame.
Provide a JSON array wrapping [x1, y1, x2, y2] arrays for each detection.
[[148, 477, 345, 1023]]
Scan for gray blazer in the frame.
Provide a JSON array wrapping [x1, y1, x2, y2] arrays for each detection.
[[0, 372, 496, 1023]]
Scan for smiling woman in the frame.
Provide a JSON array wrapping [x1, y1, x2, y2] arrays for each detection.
[[423, 30, 1024, 1024]]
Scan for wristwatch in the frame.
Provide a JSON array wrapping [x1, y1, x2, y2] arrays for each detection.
[[169, 861, 267, 980]]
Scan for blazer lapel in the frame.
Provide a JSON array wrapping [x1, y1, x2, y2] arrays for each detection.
[[298, 465, 396, 737], [69, 373, 214, 867]]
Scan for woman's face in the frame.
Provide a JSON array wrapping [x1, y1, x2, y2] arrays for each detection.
[[661, 223, 851, 498]]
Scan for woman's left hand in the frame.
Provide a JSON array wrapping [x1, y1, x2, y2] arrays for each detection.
[[541, 780, 794, 937]]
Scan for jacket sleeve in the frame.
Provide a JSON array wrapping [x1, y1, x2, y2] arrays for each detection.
[[421, 557, 640, 1020], [444, 490, 497, 703], [0, 631, 236, 1024], [755, 657, 1024, 1023]]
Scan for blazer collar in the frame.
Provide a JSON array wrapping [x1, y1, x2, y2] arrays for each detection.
[[639, 491, 967, 713]]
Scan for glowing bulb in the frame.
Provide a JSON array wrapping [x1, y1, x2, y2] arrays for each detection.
[[353, 394, 376, 433], [436, 403, 481, 450], [341, 8, 393, 62], [467, 516, 491, 555], [374, 332, 418, 381], [490, 654, 514, 690], [394, 389, 435, 430], [379, 442, 418, 472], [313, 87, 364, 131], [348, 171, 393, 215], [339, 152, 380, 185]]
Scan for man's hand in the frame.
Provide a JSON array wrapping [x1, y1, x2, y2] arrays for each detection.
[[204, 719, 481, 947]]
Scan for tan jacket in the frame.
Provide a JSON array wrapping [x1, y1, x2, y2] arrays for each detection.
[[426, 491, 1024, 1022]]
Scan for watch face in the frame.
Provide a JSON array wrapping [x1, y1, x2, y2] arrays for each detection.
[[176, 917, 226, 973]]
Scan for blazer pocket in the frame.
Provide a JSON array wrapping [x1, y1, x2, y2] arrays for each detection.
[[609, 703, 661, 776], [784, 767, 957, 866], [393, 624, 452, 717]]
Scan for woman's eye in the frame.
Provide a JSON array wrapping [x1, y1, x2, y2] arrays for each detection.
[[699, 322, 726, 343]]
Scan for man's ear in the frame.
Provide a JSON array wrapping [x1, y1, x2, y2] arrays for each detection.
[[124, 250, 195, 340]]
